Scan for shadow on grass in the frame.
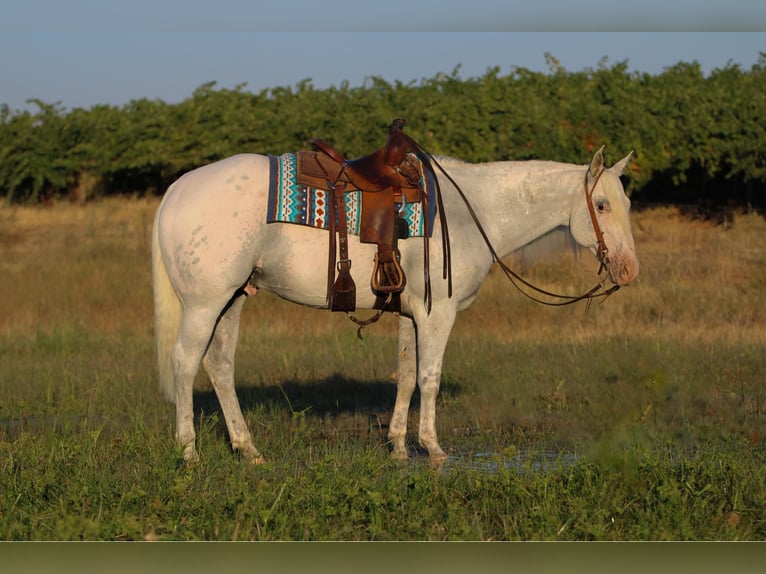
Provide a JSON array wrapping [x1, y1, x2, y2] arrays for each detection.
[[191, 374, 465, 445], [194, 374, 399, 418]]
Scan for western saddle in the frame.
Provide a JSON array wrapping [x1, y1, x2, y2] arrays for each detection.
[[295, 119, 438, 324]]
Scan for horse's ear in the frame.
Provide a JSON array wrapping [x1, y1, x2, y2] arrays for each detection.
[[589, 146, 605, 177], [610, 151, 634, 176]]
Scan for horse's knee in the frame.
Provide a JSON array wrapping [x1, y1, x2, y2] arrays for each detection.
[[418, 373, 440, 399], [202, 353, 231, 382], [203, 333, 236, 381]]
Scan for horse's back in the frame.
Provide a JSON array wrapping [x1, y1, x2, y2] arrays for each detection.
[[166, 153, 269, 200], [161, 152, 270, 222]]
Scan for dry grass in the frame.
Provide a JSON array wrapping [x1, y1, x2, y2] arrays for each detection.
[[0, 198, 155, 336], [457, 205, 766, 346], [3, 198, 763, 444], [1, 198, 764, 344]]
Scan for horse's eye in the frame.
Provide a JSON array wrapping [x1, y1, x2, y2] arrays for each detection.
[[596, 200, 611, 213]]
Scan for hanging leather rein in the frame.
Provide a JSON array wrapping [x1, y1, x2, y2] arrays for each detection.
[[376, 128, 621, 308], [424, 154, 620, 308]]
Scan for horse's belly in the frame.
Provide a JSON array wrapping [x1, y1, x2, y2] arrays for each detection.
[[254, 223, 383, 310]]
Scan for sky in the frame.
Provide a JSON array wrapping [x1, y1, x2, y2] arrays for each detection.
[[1, 1, 764, 113]]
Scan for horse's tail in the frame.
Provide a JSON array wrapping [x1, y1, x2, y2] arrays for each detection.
[[152, 190, 181, 403]]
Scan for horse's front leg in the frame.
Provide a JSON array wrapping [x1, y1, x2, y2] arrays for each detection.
[[414, 304, 456, 464], [390, 306, 456, 462], [388, 315, 418, 459]]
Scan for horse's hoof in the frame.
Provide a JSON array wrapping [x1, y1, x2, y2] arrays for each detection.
[[390, 449, 409, 461], [183, 449, 200, 466], [236, 446, 266, 465], [428, 452, 449, 469]]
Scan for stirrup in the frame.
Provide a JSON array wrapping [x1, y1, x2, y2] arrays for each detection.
[[371, 251, 405, 294]]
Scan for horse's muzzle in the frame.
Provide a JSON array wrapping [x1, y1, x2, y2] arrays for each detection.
[[608, 250, 640, 286]]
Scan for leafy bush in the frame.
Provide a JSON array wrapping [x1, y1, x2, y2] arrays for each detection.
[[2, 54, 765, 215]]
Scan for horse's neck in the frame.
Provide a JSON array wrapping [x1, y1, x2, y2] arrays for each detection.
[[445, 160, 583, 257]]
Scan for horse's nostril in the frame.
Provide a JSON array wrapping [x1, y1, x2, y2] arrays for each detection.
[[620, 259, 639, 284]]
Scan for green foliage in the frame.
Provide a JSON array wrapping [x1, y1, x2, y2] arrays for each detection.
[[2, 55, 766, 212]]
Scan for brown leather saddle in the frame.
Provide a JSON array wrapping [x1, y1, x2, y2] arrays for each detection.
[[295, 119, 432, 317]]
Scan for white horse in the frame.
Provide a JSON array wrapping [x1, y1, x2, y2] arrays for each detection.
[[152, 146, 639, 464]]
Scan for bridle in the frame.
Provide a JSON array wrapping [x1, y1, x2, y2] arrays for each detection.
[[583, 168, 612, 281]]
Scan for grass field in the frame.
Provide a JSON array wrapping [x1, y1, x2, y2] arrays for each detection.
[[0, 197, 765, 540]]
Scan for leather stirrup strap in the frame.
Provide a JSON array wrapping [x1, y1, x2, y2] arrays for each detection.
[[330, 182, 356, 312], [327, 182, 337, 306], [335, 183, 350, 267]]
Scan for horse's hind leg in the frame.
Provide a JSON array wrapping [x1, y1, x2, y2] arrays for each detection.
[[172, 304, 227, 463], [202, 294, 264, 463]]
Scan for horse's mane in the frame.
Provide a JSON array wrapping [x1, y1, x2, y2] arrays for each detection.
[[431, 156, 583, 267], [429, 155, 465, 167]]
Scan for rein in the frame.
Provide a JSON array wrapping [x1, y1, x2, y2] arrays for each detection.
[[422, 152, 621, 307]]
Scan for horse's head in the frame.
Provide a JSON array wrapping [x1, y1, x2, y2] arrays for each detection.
[[569, 147, 640, 286]]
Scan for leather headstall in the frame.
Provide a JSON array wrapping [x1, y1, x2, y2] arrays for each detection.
[[583, 167, 610, 278]]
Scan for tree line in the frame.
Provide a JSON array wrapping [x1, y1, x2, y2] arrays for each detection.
[[1, 53, 765, 218]]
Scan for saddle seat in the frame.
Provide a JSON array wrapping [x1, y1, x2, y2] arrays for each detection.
[[296, 145, 423, 201]]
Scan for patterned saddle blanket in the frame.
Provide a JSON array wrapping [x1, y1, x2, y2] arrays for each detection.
[[266, 152, 437, 238]]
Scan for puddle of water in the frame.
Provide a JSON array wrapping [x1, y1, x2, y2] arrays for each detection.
[[445, 448, 579, 474]]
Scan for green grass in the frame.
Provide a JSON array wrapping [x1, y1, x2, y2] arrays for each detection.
[[0, 199, 765, 540], [1, 324, 764, 540]]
